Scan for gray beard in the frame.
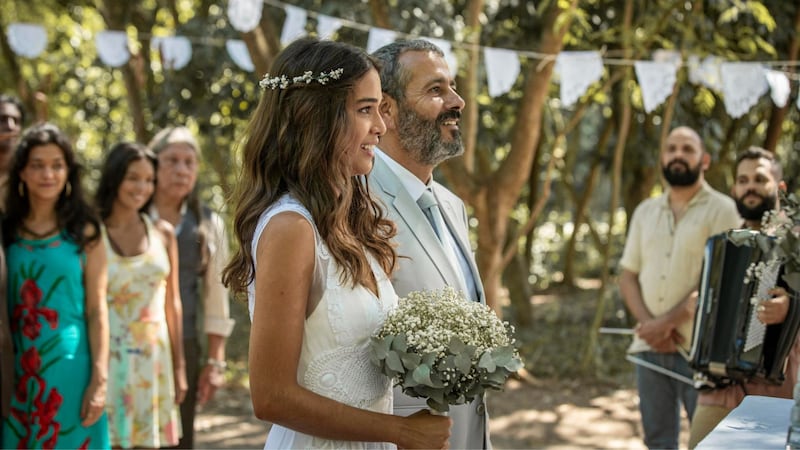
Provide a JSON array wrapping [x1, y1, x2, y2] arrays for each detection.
[[397, 105, 463, 166]]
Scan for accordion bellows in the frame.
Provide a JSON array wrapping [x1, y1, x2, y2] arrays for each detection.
[[689, 230, 800, 388]]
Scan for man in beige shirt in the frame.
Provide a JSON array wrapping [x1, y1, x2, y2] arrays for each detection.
[[619, 126, 741, 449]]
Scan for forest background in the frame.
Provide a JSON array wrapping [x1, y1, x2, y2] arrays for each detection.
[[1, 0, 800, 423]]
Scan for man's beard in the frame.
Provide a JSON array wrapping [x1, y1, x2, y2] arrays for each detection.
[[736, 190, 777, 221], [396, 103, 463, 166], [662, 159, 702, 187]]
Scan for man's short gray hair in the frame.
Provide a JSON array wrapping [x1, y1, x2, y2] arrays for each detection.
[[371, 39, 445, 102]]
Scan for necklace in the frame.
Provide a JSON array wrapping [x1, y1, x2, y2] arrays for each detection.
[[20, 223, 59, 239]]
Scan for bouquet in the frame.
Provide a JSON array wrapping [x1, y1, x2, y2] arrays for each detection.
[[369, 287, 523, 413]]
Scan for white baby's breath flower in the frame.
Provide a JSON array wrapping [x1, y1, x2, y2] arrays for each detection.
[[370, 287, 523, 412]]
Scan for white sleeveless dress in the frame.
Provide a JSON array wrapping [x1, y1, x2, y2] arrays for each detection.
[[248, 195, 398, 450]]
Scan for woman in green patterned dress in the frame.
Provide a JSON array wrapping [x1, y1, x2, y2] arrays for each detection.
[[1, 123, 110, 449]]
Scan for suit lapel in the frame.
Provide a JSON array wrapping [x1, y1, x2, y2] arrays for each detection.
[[371, 158, 465, 287], [432, 185, 486, 304]]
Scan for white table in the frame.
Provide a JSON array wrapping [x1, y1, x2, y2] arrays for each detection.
[[697, 395, 793, 449]]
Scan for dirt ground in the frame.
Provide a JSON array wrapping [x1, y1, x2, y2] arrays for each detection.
[[194, 377, 690, 449]]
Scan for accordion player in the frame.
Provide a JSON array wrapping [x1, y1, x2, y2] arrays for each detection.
[[689, 229, 800, 389]]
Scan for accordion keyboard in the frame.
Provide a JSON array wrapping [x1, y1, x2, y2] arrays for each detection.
[[744, 261, 780, 352]]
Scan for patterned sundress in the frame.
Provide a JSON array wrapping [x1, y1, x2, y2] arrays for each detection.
[[104, 214, 181, 448], [2, 231, 110, 449]]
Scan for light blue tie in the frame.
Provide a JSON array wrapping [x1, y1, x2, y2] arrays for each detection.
[[417, 189, 446, 243], [417, 189, 469, 294]]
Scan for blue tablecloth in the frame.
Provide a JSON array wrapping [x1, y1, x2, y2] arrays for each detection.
[[697, 395, 793, 449]]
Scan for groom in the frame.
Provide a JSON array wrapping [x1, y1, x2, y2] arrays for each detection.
[[370, 40, 490, 449]]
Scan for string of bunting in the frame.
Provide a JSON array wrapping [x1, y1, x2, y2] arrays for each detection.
[[5, 0, 800, 117]]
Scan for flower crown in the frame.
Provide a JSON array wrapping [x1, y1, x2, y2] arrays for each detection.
[[259, 68, 344, 90]]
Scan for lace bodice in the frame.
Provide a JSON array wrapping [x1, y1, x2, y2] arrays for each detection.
[[248, 194, 398, 449]]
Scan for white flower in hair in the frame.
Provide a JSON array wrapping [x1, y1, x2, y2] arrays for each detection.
[[260, 67, 344, 90]]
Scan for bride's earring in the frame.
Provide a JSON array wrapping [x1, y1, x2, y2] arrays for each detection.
[[18, 182, 24, 197], [64, 181, 72, 197]]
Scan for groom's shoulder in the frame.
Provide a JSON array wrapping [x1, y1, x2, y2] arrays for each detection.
[[432, 181, 465, 206]]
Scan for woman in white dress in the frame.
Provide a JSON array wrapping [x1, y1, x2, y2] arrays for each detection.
[[222, 37, 451, 449]]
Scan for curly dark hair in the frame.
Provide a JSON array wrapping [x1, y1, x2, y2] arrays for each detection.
[[2, 122, 100, 250]]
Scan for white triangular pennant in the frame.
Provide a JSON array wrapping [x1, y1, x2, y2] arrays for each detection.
[[7, 23, 47, 58], [95, 31, 130, 67], [366, 28, 397, 54], [483, 47, 520, 97], [764, 69, 790, 108], [316, 14, 343, 39], [226, 39, 254, 72], [652, 49, 682, 66], [555, 51, 603, 107], [280, 5, 307, 46], [151, 36, 192, 70], [720, 62, 768, 118], [688, 55, 723, 91], [227, 0, 263, 33], [422, 37, 458, 77], [634, 61, 677, 113]]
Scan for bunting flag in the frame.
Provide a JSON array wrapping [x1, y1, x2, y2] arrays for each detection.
[[227, 0, 263, 33], [423, 37, 458, 77], [226, 39, 255, 72], [7, 0, 800, 117], [483, 47, 520, 97], [316, 14, 343, 39], [280, 5, 308, 45], [688, 55, 723, 91], [765, 70, 790, 108], [95, 31, 130, 67], [366, 28, 398, 54], [720, 62, 768, 118], [151, 36, 192, 70], [634, 61, 678, 113], [555, 51, 604, 107], [7, 23, 47, 58]]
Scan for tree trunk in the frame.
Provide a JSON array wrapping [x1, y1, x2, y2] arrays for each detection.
[[763, 6, 800, 152], [474, 1, 577, 314]]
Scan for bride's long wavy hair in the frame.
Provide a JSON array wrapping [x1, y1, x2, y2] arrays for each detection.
[[223, 37, 396, 295]]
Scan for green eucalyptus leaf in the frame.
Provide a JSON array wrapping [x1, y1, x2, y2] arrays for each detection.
[[492, 346, 514, 366], [478, 351, 496, 372], [401, 351, 422, 370], [391, 334, 408, 352], [386, 350, 404, 373], [505, 356, 524, 372], [421, 352, 437, 366], [412, 364, 434, 387], [370, 335, 391, 360], [448, 336, 466, 354], [454, 352, 472, 374]]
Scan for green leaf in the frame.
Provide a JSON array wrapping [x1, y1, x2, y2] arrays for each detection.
[[412, 364, 434, 387], [448, 336, 466, 354], [391, 334, 408, 353], [401, 352, 422, 370], [492, 346, 514, 366], [370, 335, 391, 360], [386, 350, 404, 374], [454, 352, 472, 375], [478, 351, 496, 372]]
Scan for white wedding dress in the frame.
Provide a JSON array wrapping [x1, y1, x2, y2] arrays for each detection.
[[248, 195, 398, 450]]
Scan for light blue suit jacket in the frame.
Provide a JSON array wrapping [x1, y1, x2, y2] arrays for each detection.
[[370, 156, 490, 449]]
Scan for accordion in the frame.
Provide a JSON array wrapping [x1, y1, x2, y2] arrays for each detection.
[[689, 230, 800, 389]]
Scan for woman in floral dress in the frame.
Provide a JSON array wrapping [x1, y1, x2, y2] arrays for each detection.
[[1, 123, 109, 449], [95, 142, 186, 448]]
